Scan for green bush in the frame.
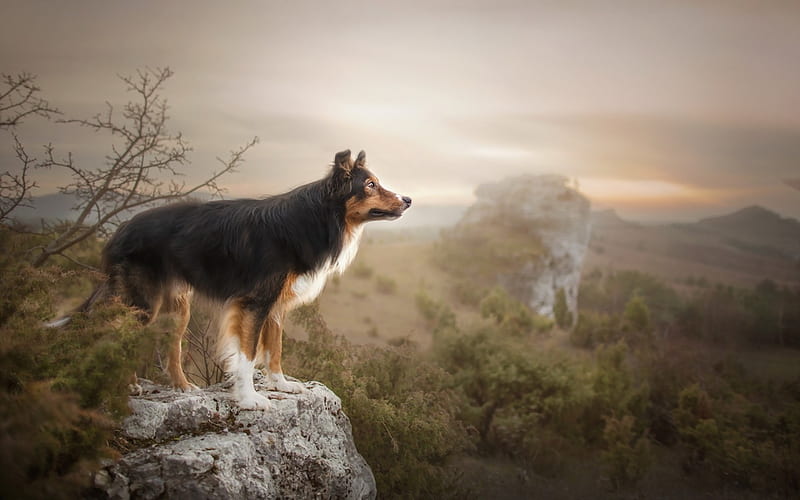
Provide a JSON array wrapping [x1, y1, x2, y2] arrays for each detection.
[[672, 381, 800, 491], [578, 269, 680, 335], [285, 304, 469, 499], [415, 290, 456, 336], [450, 280, 486, 308], [433, 323, 592, 472], [479, 287, 551, 336], [553, 288, 573, 329], [621, 293, 654, 346], [601, 414, 652, 489], [0, 250, 159, 497], [433, 218, 548, 282], [570, 311, 619, 348]]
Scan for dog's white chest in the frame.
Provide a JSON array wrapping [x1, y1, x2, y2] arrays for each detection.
[[291, 226, 364, 306], [291, 270, 329, 305]]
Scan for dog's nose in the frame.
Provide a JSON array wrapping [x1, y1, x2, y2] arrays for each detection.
[[402, 196, 412, 207]]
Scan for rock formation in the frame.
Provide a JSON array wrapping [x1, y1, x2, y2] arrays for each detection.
[[95, 375, 376, 500], [448, 174, 591, 323]]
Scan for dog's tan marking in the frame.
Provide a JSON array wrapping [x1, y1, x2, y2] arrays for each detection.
[[219, 299, 254, 364], [258, 274, 297, 373], [345, 179, 407, 225], [166, 289, 194, 390]]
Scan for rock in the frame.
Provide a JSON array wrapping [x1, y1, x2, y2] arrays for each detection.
[[452, 174, 591, 322], [96, 375, 376, 500]]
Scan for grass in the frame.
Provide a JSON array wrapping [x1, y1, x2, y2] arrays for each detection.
[[285, 234, 482, 347]]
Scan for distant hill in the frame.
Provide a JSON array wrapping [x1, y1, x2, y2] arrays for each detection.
[[587, 205, 800, 286], [11, 191, 217, 226], [591, 208, 638, 230], [12, 193, 80, 225], [695, 205, 800, 259]]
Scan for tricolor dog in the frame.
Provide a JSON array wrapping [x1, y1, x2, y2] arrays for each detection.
[[50, 150, 411, 409]]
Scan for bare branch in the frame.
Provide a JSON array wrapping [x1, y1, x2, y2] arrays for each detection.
[[0, 73, 60, 129], [0, 134, 39, 223], [53, 250, 101, 272], [32, 67, 258, 267], [185, 316, 225, 386]]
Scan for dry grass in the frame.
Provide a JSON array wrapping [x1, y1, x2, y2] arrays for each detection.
[[285, 232, 482, 348]]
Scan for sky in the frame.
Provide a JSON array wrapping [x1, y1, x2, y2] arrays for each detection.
[[2, 0, 799, 222]]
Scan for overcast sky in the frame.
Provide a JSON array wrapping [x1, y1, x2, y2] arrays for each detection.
[[2, 0, 799, 221]]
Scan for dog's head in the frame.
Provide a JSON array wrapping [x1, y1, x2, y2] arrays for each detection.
[[330, 149, 412, 224]]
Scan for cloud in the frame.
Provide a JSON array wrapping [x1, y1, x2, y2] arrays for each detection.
[[785, 179, 800, 192], [448, 113, 800, 185], [3, 0, 800, 220]]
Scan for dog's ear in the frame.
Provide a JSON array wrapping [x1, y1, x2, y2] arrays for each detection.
[[354, 150, 366, 168], [333, 149, 353, 175]]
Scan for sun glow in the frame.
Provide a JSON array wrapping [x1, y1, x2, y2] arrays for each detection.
[[579, 177, 705, 203]]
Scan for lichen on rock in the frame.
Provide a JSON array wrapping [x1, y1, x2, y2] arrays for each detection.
[[95, 375, 376, 500]]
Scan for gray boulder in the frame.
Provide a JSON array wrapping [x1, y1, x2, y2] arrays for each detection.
[[96, 375, 376, 500]]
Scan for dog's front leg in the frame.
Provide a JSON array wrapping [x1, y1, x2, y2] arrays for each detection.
[[220, 300, 271, 410], [261, 313, 306, 394]]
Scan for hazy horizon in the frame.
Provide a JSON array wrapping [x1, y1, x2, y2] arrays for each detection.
[[2, 0, 799, 222]]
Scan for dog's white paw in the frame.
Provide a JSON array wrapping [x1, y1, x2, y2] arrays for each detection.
[[176, 382, 201, 393], [271, 378, 307, 394], [129, 383, 143, 396], [237, 392, 271, 410]]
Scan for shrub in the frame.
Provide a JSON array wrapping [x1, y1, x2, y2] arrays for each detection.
[[285, 304, 469, 499], [582, 342, 650, 444], [433, 324, 591, 472], [415, 290, 456, 336], [0, 254, 159, 497], [553, 288, 573, 329], [450, 280, 485, 308], [433, 218, 548, 282], [621, 293, 653, 345], [479, 287, 551, 336], [601, 414, 652, 489], [570, 311, 619, 348], [672, 381, 800, 491], [578, 269, 680, 334], [375, 275, 398, 295], [351, 261, 374, 279]]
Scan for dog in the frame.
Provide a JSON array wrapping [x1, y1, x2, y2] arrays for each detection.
[[50, 149, 411, 409]]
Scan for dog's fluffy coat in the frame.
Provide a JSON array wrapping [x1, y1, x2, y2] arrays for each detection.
[[60, 150, 411, 409]]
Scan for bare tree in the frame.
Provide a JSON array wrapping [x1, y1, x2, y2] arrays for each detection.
[[0, 73, 59, 223], [31, 67, 258, 267]]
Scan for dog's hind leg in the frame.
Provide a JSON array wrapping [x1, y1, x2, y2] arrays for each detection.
[[166, 288, 198, 392], [219, 299, 270, 410]]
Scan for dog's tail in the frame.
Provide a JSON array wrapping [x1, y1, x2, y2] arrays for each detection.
[[44, 283, 109, 329]]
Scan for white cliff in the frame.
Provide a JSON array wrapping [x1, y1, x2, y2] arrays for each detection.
[[454, 174, 591, 323]]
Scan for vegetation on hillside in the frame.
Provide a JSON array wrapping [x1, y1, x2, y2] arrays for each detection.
[[0, 230, 161, 499], [1, 225, 799, 498]]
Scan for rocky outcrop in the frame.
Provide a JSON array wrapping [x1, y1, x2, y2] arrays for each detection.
[[95, 375, 376, 500], [454, 174, 591, 322]]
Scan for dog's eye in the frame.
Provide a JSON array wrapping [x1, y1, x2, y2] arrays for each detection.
[[366, 181, 376, 189]]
